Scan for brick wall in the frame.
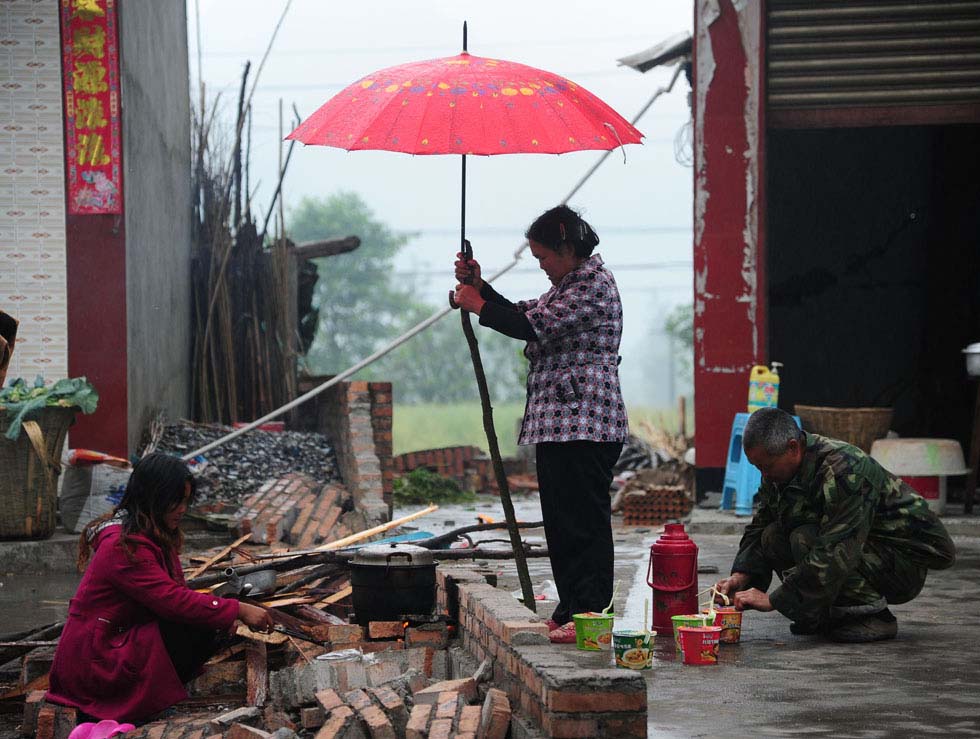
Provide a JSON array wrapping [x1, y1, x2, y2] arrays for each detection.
[[436, 566, 648, 738], [295, 377, 392, 525], [395, 446, 529, 495]]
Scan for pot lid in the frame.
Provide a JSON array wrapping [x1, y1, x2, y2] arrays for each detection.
[[351, 542, 435, 567], [963, 343, 980, 355]]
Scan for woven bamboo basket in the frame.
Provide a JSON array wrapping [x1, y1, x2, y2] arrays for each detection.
[[0, 406, 75, 540], [793, 405, 893, 453]]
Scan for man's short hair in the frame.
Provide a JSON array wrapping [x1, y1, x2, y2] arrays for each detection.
[[743, 408, 804, 455]]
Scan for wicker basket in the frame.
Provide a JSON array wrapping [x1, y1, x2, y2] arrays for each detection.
[[0, 406, 75, 540], [793, 405, 893, 453]]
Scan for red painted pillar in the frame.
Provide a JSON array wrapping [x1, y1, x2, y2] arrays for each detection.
[[692, 0, 766, 494]]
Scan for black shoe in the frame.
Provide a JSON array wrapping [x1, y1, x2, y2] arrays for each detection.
[[789, 620, 825, 636], [828, 608, 897, 643]]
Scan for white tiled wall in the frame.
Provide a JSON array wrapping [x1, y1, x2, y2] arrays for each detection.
[[0, 0, 68, 383]]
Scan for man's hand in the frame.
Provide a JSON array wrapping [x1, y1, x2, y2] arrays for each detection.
[[713, 572, 751, 602], [733, 588, 773, 612], [452, 284, 485, 314]]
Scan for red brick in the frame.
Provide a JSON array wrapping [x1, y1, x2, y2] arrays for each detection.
[[457, 705, 481, 734], [602, 716, 648, 737], [435, 691, 460, 721], [315, 688, 345, 712], [405, 627, 448, 650], [543, 687, 646, 713], [499, 620, 550, 644], [478, 688, 511, 739], [405, 704, 431, 739], [368, 620, 405, 639], [414, 678, 477, 705], [428, 718, 453, 739], [35, 706, 55, 739], [343, 688, 373, 713], [314, 705, 356, 739], [300, 707, 326, 729], [357, 704, 395, 739], [541, 714, 600, 739]]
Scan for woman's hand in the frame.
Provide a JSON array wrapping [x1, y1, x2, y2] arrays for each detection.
[[713, 572, 750, 602], [238, 602, 274, 633], [452, 284, 485, 314], [454, 253, 484, 292]]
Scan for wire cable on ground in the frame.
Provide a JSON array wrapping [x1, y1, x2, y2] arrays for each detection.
[[182, 63, 685, 461]]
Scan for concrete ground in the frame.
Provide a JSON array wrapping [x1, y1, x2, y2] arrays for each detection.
[[426, 498, 980, 739], [3, 498, 980, 737]]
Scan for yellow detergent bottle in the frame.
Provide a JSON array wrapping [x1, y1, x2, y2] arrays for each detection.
[[747, 362, 782, 413]]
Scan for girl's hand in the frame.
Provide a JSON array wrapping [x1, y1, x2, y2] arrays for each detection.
[[452, 284, 485, 314], [238, 602, 274, 633], [454, 253, 484, 291]]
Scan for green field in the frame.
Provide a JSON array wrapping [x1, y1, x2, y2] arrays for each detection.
[[393, 402, 693, 456]]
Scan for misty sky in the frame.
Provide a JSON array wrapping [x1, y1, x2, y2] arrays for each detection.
[[190, 0, 695, 407]]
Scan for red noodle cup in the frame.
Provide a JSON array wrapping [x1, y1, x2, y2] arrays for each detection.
[[678, 625, 722, 665], [703, 607, 743, 644]]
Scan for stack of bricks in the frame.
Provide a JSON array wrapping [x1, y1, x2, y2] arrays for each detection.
[[394, 446, 496, 495], [368, 382, 394, 511], [405, 680, 509, 739], [236, 473, 352, 546], [436, 566, 648, 739], [622, 484, 692, 526]]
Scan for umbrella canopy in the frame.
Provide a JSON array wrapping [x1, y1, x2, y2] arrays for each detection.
[[286, 52, 643, 155]]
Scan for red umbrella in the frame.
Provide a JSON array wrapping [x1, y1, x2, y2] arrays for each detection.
[[287, 26, 642, 612], [287, 52, 643, 155]]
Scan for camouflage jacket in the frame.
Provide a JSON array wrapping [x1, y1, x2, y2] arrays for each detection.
[[732, 433, 955, 622]]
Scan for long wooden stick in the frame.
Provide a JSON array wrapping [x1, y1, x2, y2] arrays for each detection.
[[186, 533, 252, 580], [313, 504, 439, 551]]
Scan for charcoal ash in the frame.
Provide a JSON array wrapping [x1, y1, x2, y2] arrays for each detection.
[[152, 421, 342, 505]]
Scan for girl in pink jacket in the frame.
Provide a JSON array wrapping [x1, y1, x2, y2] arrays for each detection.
[[46, 454, 273, 722]]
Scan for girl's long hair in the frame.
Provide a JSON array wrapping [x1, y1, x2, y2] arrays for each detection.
[[78, 453, 195, 570]]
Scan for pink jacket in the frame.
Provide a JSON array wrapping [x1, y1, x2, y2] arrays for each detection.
[[46, 525, 239, 722]]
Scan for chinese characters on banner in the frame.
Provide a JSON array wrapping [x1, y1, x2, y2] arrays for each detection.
[[61, 0, 121, 214]]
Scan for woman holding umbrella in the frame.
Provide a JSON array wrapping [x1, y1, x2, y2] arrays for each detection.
[[452, 204, 628, 643]]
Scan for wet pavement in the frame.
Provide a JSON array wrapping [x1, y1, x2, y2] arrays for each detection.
[[3, 496, 979, 737], [417, 498, 980, 738]]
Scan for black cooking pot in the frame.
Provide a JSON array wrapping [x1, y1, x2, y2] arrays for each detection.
[[350, 543, 436, 625]]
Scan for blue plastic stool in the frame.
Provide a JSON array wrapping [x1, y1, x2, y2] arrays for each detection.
[[720, 412, 800, 516]]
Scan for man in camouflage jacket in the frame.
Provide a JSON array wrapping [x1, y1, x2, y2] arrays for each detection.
[[715, 408, 955, 642]]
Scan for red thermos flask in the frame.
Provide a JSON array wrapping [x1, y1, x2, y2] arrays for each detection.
[[646, 523, 699, 632]]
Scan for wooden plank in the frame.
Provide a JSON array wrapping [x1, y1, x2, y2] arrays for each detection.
[[235, 625, 287, 645], [313, 585, 352, 608], [245, 641, 267, 707], [186, 533, 252, 580]]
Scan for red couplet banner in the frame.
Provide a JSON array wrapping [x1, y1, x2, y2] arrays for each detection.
[[61, 0, 122, 215]]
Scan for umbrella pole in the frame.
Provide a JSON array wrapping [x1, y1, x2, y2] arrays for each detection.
[[457, 153, 538, 614]]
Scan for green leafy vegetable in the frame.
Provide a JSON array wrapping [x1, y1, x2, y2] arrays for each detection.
[[0, 375, 99, 440]]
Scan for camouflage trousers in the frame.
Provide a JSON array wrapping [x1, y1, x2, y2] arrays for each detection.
[[761, 523, 929, 620]]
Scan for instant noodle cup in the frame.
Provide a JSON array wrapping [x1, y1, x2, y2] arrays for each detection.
[[678, 625, 722, 665], [572, 611, 614, 651], [703, 606, 743, 643], [612, 629, 654, 670], [671, 613, 712, 650]]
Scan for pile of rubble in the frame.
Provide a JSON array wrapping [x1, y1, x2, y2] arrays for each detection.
[[149, 421, 342, 506]]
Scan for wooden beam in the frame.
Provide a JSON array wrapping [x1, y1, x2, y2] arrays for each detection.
[[245, 641, 268, 707], [292, 236, 360, 261]]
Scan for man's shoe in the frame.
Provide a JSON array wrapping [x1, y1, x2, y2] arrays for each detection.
[[828, 608, 898, 643], [548, 622, 578, 644], [789, 620, 824, 636]]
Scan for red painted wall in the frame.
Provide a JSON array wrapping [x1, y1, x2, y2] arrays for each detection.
[[693, 0, 766, 484], [65, 213, 128, 457]]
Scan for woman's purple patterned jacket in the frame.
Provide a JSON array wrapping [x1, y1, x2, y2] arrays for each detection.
[[515, 254, 629, 445]]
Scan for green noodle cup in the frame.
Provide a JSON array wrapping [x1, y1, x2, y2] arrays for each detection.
[[613, 629, 654, 670], [572, 612, 614, 651], [671, 613, 712, 651]]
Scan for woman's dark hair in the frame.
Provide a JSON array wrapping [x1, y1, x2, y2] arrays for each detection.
[[79, 453, 195, 569], [525, 204, 600, 258]]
